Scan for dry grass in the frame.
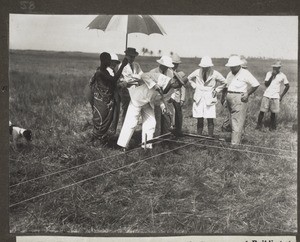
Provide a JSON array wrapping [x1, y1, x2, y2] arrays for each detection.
[[9, 50, 297, 234]]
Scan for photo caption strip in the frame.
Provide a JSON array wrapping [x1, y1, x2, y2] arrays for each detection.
[[16, 236, 297, 242]]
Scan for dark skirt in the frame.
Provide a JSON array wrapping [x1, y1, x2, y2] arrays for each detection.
[[92, 91, 115, 141]]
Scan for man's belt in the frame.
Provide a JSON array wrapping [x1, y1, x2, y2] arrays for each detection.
[[228, 91, 244, 94]]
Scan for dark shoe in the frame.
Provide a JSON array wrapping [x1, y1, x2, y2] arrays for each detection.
[[115, 145, 128, 152], [169, 127, 177, 135], [176, 131, 184, 137], [169, 127, 184, 137], [255, 124, 262, 130], [91, 135, 108, 147]]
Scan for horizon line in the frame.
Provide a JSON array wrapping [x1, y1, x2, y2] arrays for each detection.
[[9, 48, 298, 61]]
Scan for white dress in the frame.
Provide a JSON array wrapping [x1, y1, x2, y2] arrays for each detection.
[[188, 68, 226, 118]]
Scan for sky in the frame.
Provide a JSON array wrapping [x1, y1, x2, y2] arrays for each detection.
[[9, 15, 298, 59]]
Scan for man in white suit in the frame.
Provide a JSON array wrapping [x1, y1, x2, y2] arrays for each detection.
[[117, 72, 172, 150]]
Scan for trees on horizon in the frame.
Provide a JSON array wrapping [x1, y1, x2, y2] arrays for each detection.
[[141, 48, 170, 57]]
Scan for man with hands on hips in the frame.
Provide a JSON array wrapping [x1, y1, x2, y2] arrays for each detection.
[[221, 55, 260, 145]]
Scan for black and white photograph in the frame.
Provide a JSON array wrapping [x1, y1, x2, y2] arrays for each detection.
[[8, 14, 297, 234]]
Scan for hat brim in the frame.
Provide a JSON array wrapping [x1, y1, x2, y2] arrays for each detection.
[[199, 64, 214, 67], [124, 51, 139, 56], [174, 72, 188, 86], [272, 65, 281, 67], [111, 60, 121, 64], [225, 62, 243, 67], [156, 60, 174, 68], [172, 61, 182, 64]]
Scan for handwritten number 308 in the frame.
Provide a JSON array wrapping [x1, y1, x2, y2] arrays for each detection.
[[20, 1, 35, 10]]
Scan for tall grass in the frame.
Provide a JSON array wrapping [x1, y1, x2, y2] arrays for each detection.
[[9, 50, 297, 233]]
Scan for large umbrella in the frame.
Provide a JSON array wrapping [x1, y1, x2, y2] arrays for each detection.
[[87, 15, 167, 49]]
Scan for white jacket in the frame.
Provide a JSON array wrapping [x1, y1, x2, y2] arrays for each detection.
[[188, 68, 226, 104]]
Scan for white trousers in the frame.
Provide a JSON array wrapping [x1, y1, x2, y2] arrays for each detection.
[[117, 102, 156, 149], [226, 93, 248, 145]]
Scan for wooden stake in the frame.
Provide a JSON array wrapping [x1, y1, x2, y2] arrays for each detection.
[[144, 133, 147, 150]]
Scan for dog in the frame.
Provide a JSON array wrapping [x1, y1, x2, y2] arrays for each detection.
[[9, 121, 32, 149]]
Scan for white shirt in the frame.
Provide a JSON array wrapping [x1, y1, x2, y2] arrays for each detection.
[[263, 71, 289, 98], [107, 67, 115, 76], [120, 62, 143, 88], [226, 68, 259, 93]]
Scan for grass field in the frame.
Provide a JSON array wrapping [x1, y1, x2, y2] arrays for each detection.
[[9, 50, 297, 233]]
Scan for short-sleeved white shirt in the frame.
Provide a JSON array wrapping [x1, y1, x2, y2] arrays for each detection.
[[263, 71, 289, 98], [226, 68, 260, 93]]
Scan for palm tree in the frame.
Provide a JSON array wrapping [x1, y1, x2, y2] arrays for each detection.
[[158, 50, 162, 56], [170, 51, 173, 56], [141, 48, 147, 56]]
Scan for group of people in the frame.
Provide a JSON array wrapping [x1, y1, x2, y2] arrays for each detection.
[[87, 48, 290, 150]]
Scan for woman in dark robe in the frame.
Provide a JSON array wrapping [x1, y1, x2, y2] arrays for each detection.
[[90, 52, 128, 145]]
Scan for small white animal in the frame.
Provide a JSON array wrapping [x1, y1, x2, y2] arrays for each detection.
[[9, 121, 32, 149]]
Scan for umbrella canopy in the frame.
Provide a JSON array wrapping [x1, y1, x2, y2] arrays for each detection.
[[87, 15, 167, 49]]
